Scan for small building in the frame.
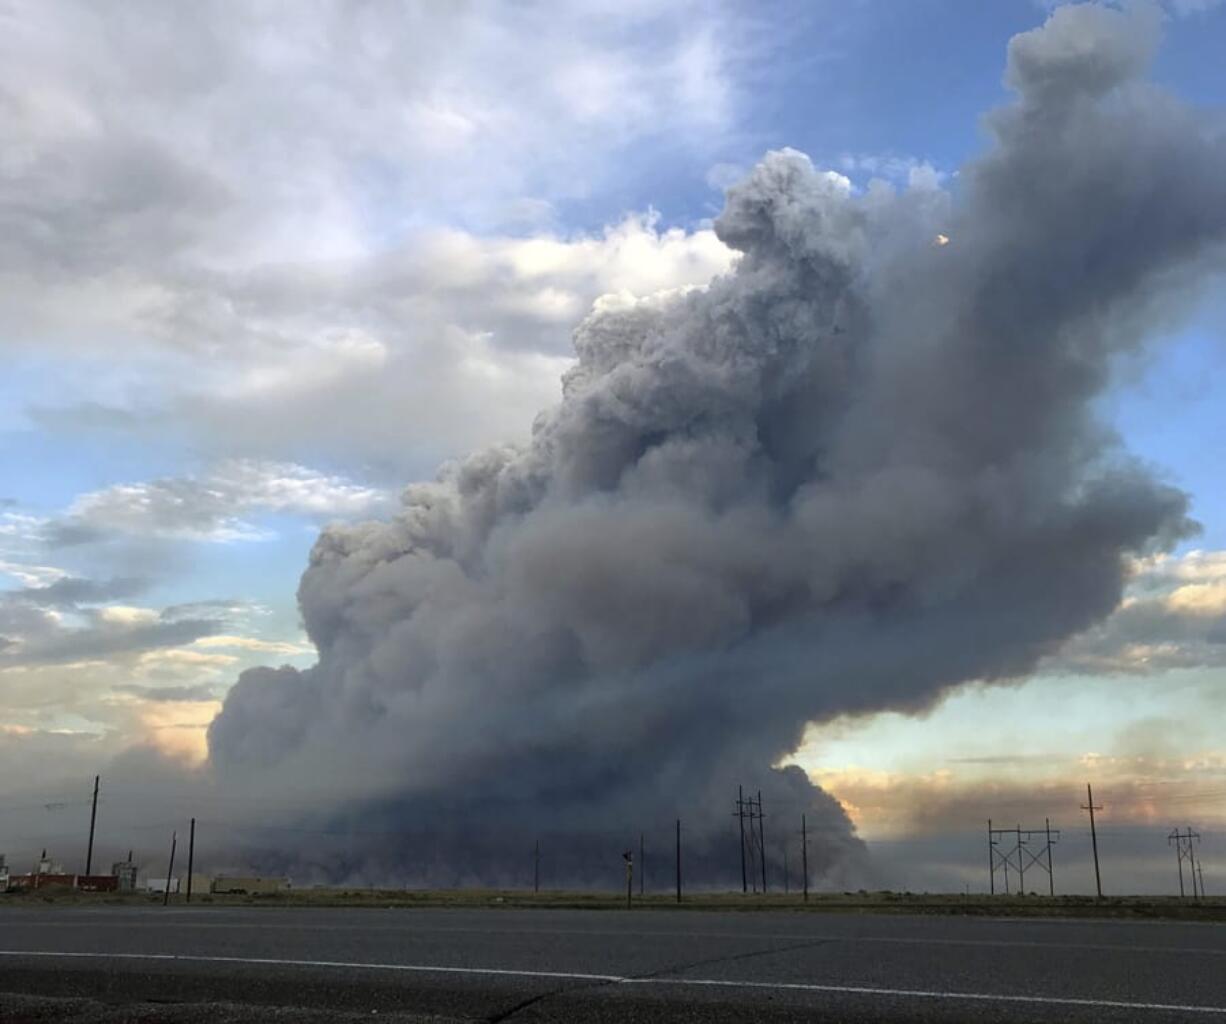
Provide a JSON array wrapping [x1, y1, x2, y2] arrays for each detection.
[[111, 859, 139, 892], [145, 877, 180, 895], [184, 873, 210, 897], [211, 875, 290, 895], [37, 851, 65, 875], [0, 854, 9, 892]]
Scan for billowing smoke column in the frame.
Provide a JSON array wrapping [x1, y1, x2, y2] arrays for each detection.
[[208, 5, 1226, 886]]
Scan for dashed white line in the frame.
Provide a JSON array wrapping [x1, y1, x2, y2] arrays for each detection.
[[0, 949, 1224, 1014]]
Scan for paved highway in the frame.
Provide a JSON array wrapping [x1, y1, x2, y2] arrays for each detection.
[[1, 905, 1224, 1022]]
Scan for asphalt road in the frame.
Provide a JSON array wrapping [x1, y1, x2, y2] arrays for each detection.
[[1, 905, 1225, 1022]]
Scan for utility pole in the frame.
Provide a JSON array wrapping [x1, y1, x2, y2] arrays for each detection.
[[185, 818, 196, 903], [623, 850, 633, 909], [85, 775, 100, 876], [1190, 825, 1200, 900], [639, 832, 644, 896], [1168, 827, 1200, 900], [1197, 861, 1206, 898], [801, 815, 809, 903], [1017, 824, 1025, 895], [988, 819, 994, 896], [736, 785, 747, 894], [163, 831, 177, 907], [1045, 818, 1055, 897], [1081, 784, 1103, 898], [675, 819, 681, 903], [783, 844, 789, 895], [757, 791, 767, 894], [534, 839, 540, 894]]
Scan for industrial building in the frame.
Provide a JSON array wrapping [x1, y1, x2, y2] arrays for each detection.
[[111, 857, 138, 892], [2, 848, 131, 893], [1, 848, 292, 898]]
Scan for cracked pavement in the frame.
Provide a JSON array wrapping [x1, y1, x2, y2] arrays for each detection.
[[1, 904, 1225, 1022]]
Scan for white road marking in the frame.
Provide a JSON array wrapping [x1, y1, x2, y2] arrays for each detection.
[[0, 950, 620, 983], [0, 949, 1224, 1014], [630, 977, 1226, 1014]]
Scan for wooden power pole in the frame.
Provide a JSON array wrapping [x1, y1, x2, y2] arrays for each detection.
[[675, 819, 681, 903], [1081, 784, 1103, 898], [185, 818, 196, 903], [85, 775, 99, 876], [801, 814, 809, 903], [163, 831, 177, 907]]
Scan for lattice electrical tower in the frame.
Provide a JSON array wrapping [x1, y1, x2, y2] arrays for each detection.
[[988, 818, 1060, 895], [1168, 826, 1201, 900]]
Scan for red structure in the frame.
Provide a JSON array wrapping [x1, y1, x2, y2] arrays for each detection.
[[6, 873, 118, 892], [8, 873, 78, 890]]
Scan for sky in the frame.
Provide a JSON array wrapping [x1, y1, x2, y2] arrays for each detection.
[[1, 0, 1225, 894]]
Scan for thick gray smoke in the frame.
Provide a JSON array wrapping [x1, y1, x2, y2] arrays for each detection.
[[208, 5, 1226, 887]]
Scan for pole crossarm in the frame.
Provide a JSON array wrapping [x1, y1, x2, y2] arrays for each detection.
[[988, 821, 1060, 895]]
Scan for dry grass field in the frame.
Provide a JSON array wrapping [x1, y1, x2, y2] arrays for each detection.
[[6, 885, 1225, 921]]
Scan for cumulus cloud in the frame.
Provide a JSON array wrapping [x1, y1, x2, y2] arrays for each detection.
[[203, 6, 1226, 887], [15, 216, 736, 476], [47, 460, 387, 544], [8, 575, 147, 607], [0, 558, 70, 587], [1053, 550, 1226, 673], [1, 1, 746, 475], [835, 153, 948, 189], [0, 1, 742, 275], [0, 606, 221, 668]]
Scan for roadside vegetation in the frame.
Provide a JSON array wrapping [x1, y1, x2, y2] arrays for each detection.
[[5, 885, 1224, 921]]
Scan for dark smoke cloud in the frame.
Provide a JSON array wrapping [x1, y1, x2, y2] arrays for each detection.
[[207, 5, 1226, 888]]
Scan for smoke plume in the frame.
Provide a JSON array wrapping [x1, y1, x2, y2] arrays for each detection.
[[207, 5, 1226, 887]]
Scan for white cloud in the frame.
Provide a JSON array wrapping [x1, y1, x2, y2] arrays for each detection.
[[837, 153, 948, 189], [0, 514, 51, 547], [0, 559, 66, 587], [0, 0, 746, 277], [16, 215, 735, 474], [94, 605, 159, 626], [63, 459, 387, 543], [193, 634, 312, 656], [1, 1, 749, 477], [1165, 582, 1226, 615], [1052, 549, 1226, 674]]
